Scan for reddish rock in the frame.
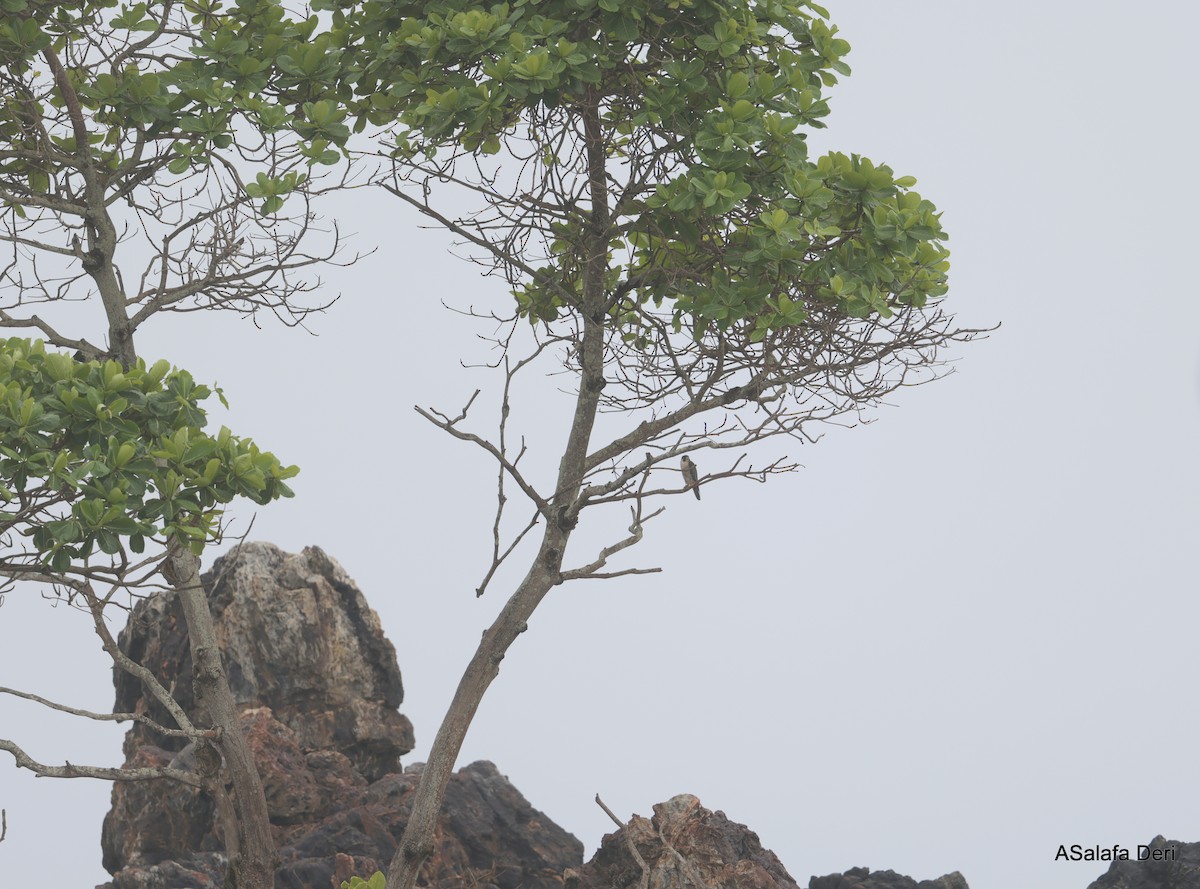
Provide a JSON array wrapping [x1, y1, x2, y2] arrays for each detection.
[[112, 544, 414, 780], [276, 760, 581, 889], [101, 745, 214, 873], [100, 543, 581, 889], [573, 797, 970, 889], [97, 541, 975, 889], [242, 708, 326, 824], [574, 793, 801, 889]]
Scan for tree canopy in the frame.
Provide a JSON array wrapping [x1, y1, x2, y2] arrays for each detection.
[[0, 3, 974, 888], [0, 337, 297, 573], [301, 0, 949, 333], [236, 4, 966, 888], [0, 0, 346, 366], [0, 4, 328, 884]]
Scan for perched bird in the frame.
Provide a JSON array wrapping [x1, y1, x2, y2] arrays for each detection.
[[681, 455, 701, 500]]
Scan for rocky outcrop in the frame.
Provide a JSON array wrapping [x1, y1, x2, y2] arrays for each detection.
[[568, 793, 971, 889], [808, 866, 970, 889], [1086, 837, 1200, 888], [110, 543, 414, 780], [278, 760, 582, 889], [100, 543, 581, 889], [97, 540, 979, 889], [103, 759, 582, 889], [570, 793, 802, 889]]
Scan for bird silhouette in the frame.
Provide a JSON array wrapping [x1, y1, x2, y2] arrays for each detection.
[[681, 455, 700, 500]]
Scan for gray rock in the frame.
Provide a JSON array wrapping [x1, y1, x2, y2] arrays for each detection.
[[100, 543, 580, 889], [574, 792, 802, 889], [809, 866, 970, 889], [1086, 837, 1200, 888], [112, 543, 413, 780]]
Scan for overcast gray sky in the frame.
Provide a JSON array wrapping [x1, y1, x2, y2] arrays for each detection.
[[2, 2, 1198, 888]]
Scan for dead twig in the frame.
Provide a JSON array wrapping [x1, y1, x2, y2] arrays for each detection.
[[595, 794, 649, 889], [0, 738, 203, 788], [0, 687, 213, 742]]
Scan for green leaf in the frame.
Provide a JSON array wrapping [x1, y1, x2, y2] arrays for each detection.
[[50, 548, 71, 572], [114, 442, 136, 468], [0, 340, 298, 569], [147, 359, 171, 384]]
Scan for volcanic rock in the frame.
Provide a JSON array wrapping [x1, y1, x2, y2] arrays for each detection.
[[1086, 837, 1200, 888], [99, 543, 581, 889], [569, 794, 971, 889], [95, 539, 980, 889], [808, 866, 970, 889], [110, 543, 414, 779], [570, 793, 802, 889]]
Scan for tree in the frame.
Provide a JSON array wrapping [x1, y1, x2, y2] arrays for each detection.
[[0, 2, 351, 885], [1, 2, 984, 887], [0, 340, 297, 886], [260, 1, 986, 886]]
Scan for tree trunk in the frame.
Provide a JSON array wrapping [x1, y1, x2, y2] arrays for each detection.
[[47, 43, 279, 882], [388, 97, 613, 889], [168, 547, 278, 889], [386, 553, 563, 889]]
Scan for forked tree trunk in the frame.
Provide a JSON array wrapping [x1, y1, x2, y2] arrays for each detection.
[[40, 40, 280, 889], [387, 97, 613, 889]]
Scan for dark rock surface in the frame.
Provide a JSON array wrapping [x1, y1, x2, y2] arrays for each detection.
[[111, 543, 414, 780], [1086, 837, 1200, 888], [99, 543, 581, 889], [104, 759, 581, 889], [570, 793, 802, 889], [568, 793, 972, 889], [96, 540, 982, 889], [808, 866, 970, 889]]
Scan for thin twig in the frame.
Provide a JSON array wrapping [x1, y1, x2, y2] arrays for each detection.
[[595, 794, 649, 889], [0, 686, 210, 741], [655, 820, 712, 888], [476, 511, 539, 598], [414, 401, 549, 515]]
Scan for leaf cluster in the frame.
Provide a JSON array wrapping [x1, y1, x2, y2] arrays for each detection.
[[285, 0, 950, 343], [0, 338, 297, 570], [340, 874, 385, 889], [0, 0, 345, 221]]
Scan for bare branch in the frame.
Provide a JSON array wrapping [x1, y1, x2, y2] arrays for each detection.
[[475, 511, 539, 598], [414, 392, 550, 515], [0, 569, 200, 738], [595, 793, 625, 829], [381, 180, 579, 307], [560, 469, 665, 581], [567, 567, 662, 581], [0, 310, 102, 355], [0, 737, 203, 788], [0, 686, 212, 742], [595, 795, 650, 889]]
